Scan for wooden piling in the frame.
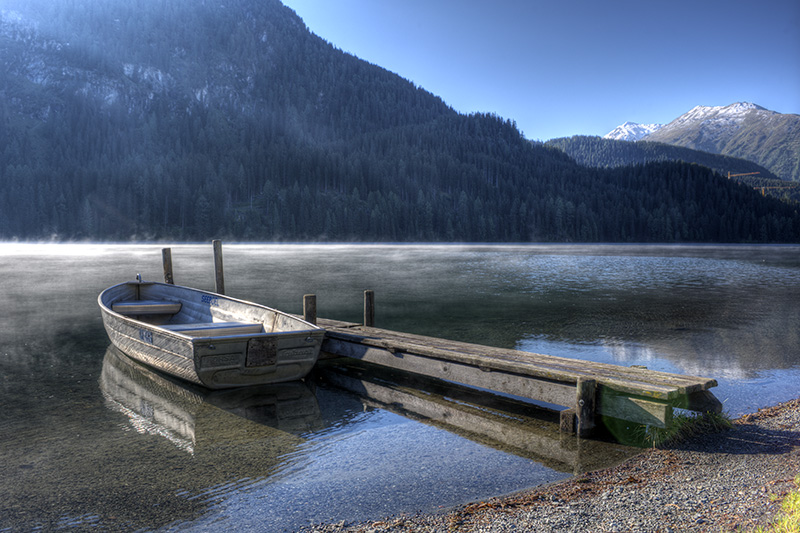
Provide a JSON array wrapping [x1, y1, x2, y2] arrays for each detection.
[[304, 294, 317, 325], [576, 378, 597, 438], [162, 248, 174, 285], [364, 290, 375, 327], [212, 240, 225, 295]]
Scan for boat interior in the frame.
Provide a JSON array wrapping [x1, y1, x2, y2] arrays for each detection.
[[109, 283, 269, 337]]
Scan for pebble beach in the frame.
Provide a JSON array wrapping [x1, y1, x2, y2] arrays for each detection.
[[304, 398, 800, 532]]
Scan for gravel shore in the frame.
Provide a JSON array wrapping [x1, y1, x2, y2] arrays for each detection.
[[303, 398, 800, 532]]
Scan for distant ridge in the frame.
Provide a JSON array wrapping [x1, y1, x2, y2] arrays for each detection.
[[545, 135, 799, 203], [605, 103, 800, 182]]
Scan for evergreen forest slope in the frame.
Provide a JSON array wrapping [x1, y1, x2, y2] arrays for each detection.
[[547, 136, 800, 204], [1, 0, 798, 242]]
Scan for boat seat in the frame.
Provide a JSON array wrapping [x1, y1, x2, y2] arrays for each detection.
[[113, 300, 182, 316], [162, 322, 264, 337]]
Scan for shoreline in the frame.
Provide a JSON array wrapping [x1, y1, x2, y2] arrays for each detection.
[[304, 398, 800, 532]]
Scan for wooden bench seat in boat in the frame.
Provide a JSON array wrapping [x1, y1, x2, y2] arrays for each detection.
[[112, 300, 182, 316], [161, 322, 264, 337]]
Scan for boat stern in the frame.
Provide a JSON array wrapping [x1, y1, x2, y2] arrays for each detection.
[[194, 329, 325, 388]]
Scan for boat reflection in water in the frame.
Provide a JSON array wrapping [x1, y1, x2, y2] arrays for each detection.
[[100, 345, 324, 456], [93, 346, 637, 531], [103, 344, 634, 479], [313, 359, 636, 475]]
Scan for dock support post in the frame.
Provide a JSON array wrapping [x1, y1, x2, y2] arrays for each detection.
[[162, 248, 174, 285], [304, 294, 317, 325], [576, 378, 597, 438], [559, 379, 596, 436], [212, 240, 225, 295], [364, 290, 375, 327]]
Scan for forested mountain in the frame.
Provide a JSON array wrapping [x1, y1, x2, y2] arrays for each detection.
[[1, 0, 799, 243], [546, 136, 800, 203]]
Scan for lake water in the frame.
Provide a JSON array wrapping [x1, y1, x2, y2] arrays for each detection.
[[1, 243, 799, 531]]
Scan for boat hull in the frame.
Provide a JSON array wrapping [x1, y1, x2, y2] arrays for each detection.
[[99, 281, 325, 389]]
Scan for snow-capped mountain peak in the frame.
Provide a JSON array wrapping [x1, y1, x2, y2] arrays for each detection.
[[604, 102, 773, 143], [670, 102, 769, 128], [604, 121, 663, 141]]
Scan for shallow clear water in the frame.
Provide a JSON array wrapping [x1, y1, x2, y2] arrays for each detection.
[[1, 243, 798, 531]]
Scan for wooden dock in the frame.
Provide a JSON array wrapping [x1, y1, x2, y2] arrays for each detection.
[[163, 244, 723, 438], [316, 318, 721, 437]]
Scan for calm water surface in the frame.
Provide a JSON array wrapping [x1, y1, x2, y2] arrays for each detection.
[[1, 243, 798, 531]]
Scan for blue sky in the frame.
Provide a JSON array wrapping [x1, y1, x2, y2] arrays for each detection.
[[281, 0, 800, 141]]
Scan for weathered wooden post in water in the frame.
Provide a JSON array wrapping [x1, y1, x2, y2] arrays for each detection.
[[212, 240, 225, 295], [576, 378, 596, 437], [364, 290, 375, 327], [162, 248, 174, 284], [304, 294, 317, 325]]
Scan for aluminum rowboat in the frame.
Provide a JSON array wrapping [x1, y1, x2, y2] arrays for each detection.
[[99, 279, 324, 389]]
